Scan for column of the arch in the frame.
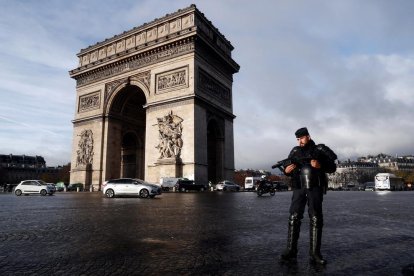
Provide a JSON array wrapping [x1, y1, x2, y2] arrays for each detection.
[[102, 117, 122, 181], [216, 137, 224, 182], [194, 105, 208, 185], [135, 138, 145, 180], [223, 119, 235, 181]]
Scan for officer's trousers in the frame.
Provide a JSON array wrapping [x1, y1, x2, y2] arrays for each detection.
[[289, 186, 324, 220]]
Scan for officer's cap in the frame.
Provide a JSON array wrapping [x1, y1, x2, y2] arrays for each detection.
[[295, 127, 309, 138]]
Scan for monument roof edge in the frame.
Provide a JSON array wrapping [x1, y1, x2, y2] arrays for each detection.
[[77, 4, 234, 56], [77, 4, 198, 56], [192, 7, 234, 49]]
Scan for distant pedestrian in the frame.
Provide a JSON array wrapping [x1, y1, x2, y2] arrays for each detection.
[[279, 127, 337, 265]]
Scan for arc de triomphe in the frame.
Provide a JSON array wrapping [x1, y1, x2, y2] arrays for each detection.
[[69, 5, 239, 190]]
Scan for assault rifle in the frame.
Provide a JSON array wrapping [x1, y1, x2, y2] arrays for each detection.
[[271, 144, 337, 173], [271, 156, 312, 172]]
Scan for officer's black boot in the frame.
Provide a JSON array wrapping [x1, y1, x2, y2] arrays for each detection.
[[280, 213, 300, 262], [309, 216, 327, 265]]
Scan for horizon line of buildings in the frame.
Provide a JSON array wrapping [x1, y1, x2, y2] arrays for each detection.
[[3, 153, 414, 171], [338, 153, 414, 172], [236, 154, 414, 189], [0, 154, 66, 185], [236, 153, 414, 173], [2, 153, 413, 186]]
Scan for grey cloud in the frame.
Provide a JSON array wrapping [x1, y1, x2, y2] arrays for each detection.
[[1, 0, 413, 167]]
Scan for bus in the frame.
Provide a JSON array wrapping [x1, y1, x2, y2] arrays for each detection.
[[374, 173, 404, 191]]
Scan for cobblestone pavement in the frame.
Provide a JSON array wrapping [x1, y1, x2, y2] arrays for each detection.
[[0, 190, 413, 275]]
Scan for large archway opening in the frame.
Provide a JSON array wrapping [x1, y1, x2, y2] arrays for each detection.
[[108, 84, 146, 180], [207, 119, 224, 184]]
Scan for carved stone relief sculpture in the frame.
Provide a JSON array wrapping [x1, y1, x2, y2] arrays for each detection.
[[155, 111, 183, 159], [79, 91, 100, 112], [156, 67, 188, 93], [76, 129, 94, 167]]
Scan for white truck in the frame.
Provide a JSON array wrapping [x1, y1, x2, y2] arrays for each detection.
[[244, 177, 262, 191], [160, 177, 181, 191]]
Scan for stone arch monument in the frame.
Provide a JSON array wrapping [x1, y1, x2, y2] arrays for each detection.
[[69, 5, 239, 190]]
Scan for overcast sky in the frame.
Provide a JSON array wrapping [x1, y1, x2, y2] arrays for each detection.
[[1, 0, 413, 170]]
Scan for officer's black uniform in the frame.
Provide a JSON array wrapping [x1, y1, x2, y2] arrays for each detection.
[[280, 127, 337, 265]]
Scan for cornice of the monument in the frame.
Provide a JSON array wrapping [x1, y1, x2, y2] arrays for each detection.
[[69, 4, 238, 77], [70, 37, 196, 86]]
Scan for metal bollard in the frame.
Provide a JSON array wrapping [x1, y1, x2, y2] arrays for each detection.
[[76, 187, 80, 192]]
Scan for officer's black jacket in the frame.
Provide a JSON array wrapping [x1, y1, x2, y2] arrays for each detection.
[[285, 140, 337, 190]]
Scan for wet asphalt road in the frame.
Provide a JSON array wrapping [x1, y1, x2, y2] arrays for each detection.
[[0, 190, 413, 276]]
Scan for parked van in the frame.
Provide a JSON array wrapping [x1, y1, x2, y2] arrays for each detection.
[[244, 177, 261, 191], [160, 177, 181, 191]]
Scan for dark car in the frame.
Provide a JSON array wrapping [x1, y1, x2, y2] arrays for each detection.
[[67, 183, 84, 192], [175, 179, 207, 192], [272, 181, 289, 191], [364, 182, 376, 191]]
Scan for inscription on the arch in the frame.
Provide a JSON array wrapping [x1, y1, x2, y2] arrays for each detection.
[[79, 91, 100, 112], [156, 67, 188, 93], [198, 70, 231, 107]]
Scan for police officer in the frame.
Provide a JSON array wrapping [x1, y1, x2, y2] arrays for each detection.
[[280, 127, 337, 265]]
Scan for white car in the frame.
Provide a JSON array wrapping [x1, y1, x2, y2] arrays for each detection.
[[14, 180, 56, 196], [215, 180, 240, 191], [102, 178, 162, 198]]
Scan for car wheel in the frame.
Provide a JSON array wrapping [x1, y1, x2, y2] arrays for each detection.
[[40, 189, 47, 196], [257, 189, 263, 196], [200, 187, 205, 192], [140, 189, 149, 198], [15, 189, 22, 196], [270, 189, 276, 196], [223, 187, 227, 191], [105, 189, 115, 198], [180, 187, 186, 192]]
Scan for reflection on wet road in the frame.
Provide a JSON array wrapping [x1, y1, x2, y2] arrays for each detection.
[[0, 191, 413, 275]]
